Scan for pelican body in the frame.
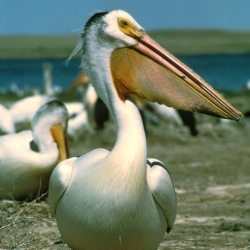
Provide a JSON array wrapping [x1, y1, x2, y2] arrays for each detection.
[[49, 10, 243, 250], [0, 100, 69, 200]]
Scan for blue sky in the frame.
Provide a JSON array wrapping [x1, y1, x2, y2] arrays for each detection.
[[1, 0, 250, 35]]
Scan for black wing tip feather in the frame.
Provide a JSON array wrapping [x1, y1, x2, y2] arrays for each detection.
[[147, 159, 174, 183], [147, 159, 167, 171]]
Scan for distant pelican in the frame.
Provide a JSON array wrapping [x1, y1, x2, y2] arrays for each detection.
[[43, 62, 54, 96], [0, 100, 69, 200], [67, 71, 89, 94], [49, 10, 243, 250], [147, 102, 198, 136]]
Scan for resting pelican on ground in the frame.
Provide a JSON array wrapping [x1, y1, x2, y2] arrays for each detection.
[[49, 10, 243, 250], [0, 100, 69, 200]]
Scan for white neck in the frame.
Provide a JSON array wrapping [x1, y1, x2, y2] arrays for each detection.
[[83, 47, 147, 184], [106, 88, 148, 189]]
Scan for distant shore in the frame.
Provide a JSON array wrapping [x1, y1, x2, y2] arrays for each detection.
[[1, 29, 250, 59]]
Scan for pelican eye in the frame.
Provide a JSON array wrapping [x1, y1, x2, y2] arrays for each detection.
[[118, 18, 140, 38], [121, 20, 128, 27], [118, 18, 130, 28]]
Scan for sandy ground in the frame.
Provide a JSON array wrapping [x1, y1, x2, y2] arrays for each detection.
[[0, 93, 249, 249]]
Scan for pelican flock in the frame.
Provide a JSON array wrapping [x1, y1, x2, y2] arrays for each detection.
[[0, 100, 69, 200], [48, 10, 243, 250]]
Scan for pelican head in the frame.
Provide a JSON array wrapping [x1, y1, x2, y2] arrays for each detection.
[[32, 100, 69, 162], [76, 10, 243, 122]]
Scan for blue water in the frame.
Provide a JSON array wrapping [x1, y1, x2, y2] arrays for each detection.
[[179, 53, 250, 92], [0, 54, 250, 93], [0, 58, 81, 93]]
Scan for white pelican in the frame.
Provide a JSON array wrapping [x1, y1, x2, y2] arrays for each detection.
[[49, 10, 243, 250], [0, 100, 69, 200]]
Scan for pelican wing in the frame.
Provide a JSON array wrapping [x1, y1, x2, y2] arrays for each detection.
[[147, 158, 177, 232], [49, 148, 111, 215], [49, 157, 77, 215]]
